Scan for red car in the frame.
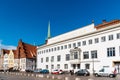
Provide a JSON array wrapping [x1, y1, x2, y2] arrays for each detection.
[[51, 69, 63, 74]]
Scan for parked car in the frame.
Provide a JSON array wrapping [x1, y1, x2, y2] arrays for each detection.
[[75, 69, 90, 76], [25, 69, 33, 73], [51, 69, 64, 74], [33, 69, 42, 73], [40, 69, 49, 74], [8, 67, 20, 72], [94, 67, 117, 78]]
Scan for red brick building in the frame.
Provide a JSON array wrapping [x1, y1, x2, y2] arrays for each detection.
[[17, 39, 37, 71]]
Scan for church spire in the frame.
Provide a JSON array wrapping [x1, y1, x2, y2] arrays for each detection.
[[47, 21, 51, 39], [45, 21, 51, 44]]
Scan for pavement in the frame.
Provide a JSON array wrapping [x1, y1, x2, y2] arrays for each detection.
[[0, 72, 120, 80]]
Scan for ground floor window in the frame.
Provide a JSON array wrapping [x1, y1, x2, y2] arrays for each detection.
[[73, 64, 76, 69], [85, 64, 90, 69], [77, 64, 80, 69], [46, 65, 48, 69], [57, 64, 60, 69], [64, 64, 68, 69], [51, 65, 54, 69]]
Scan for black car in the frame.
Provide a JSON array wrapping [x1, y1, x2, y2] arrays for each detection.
[[75, 69, 90, 76]]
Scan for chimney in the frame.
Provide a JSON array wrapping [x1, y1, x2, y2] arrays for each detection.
[[102, 20, 107, 23]]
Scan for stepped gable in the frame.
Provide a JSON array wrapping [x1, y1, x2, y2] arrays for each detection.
[[95, 20, 120, 29], [17, 39, 36, 59], [22, 42, 36, 58]]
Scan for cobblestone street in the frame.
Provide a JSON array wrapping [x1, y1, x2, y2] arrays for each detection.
[[0, 72, 120, 80]]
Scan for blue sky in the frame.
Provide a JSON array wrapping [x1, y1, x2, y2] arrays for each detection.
[[0, 0, 120, 49]]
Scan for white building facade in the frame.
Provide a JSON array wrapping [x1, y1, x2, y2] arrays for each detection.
[[37, 20, 120, 73]]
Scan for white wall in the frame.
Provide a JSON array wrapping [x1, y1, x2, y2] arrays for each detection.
[[37, 23, 120, 73]]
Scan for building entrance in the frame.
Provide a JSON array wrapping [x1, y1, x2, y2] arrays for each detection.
[[72, 64, 80, 69], [114, 62, 120, 74]]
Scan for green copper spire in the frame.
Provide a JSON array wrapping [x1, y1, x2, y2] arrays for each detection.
[[47, 21, 51, 39]]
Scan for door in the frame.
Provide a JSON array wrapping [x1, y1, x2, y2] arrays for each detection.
[[114, 62, 120, 74]]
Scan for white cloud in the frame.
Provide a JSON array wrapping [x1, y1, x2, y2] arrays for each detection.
[[0, 40, 16, 50]]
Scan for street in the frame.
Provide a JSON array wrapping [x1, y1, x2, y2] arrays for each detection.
[[0, 72, 120, 80], [0, 73, 48, 80]]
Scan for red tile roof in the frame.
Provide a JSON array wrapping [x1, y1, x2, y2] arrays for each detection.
[[2, 49, 10, 55], [23, 42, 36, 58], [17, 39, 37, 59], [95, 20, 120, 30]]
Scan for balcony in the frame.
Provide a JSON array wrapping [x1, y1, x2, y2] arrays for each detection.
[[69, 47, 81, 64]]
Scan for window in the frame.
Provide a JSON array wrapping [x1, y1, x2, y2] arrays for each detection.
[[54, 47, 56, 51], [57, 64, 60, 69], [88, 39, 92, 44], [66, 54, 70, 61], [64, 45, 67, 49], [95, 38, 99, 43], [40, 51, 41, 54], [107, 47, 115, 57], [74, 52, 78, 59], [85, 64, 90, 69], [101, 36, 106, 42], [77, 64, 80, 69], [57, 47, 60, 50], [64, 64, 68, 69], [73, 43, 76, 47], [46, 57, 49, 62], [117, 33, 120, 39], [41, 50, 43, 54], [51, 48, 53, 52], [68, 44, 71, 48], [46, 65, 48, 69], [49, 49, 51, 52], [91, 50, 97, 58], [41, 58, 43, 63], [37, 52, 39, 55], [46, 49, 48, 53], [51, 65, 54, 69], [83, 51, 89, 59], [73, 64, 76, 69], [51, 56, 54, 62], [82, 41, 86, 46], [77, 42, 81, 47], [108, 35, 113, 40], [57, 55, 61, 61], [44, 50, 45, 53], [61, 46, 63, 50]]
